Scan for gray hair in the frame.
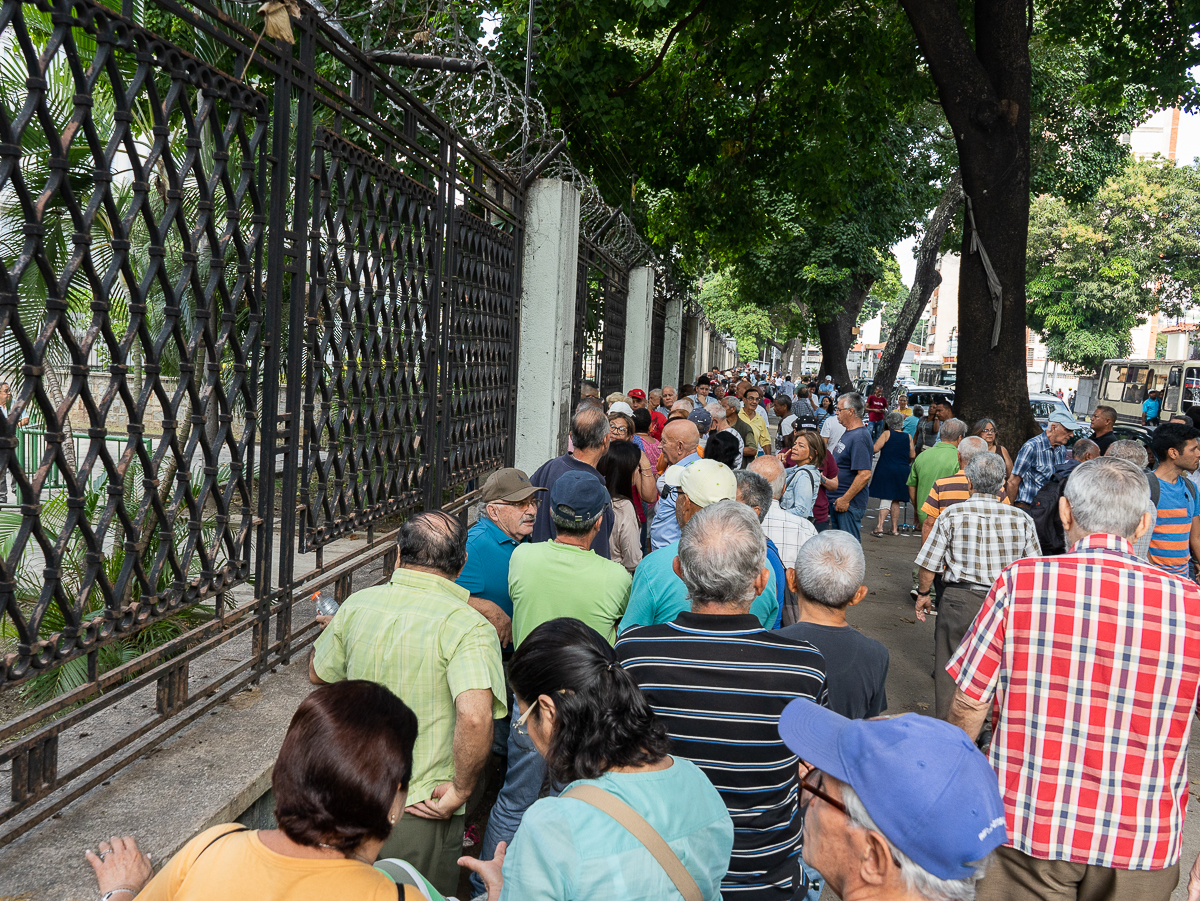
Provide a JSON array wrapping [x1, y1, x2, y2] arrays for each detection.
[[398, 511, 468, 578], [748, 455, 786, 499], [795, 531, 864, 608], [734, 470, 773, 522], [550, 506, 604, 537], [964, 452, 1006, 496], [939, 418, 968, 442], [957, 436, 988, 467], [841, 784, 988, 901], [841, 392, 866, 419], [1062, 456, 1150, 540], [571, 406, 610, 450], [1071, 438, 1100, 460], [1106, 439, 1148, 468], [885, 410, 905, 431], [671, 398, 695, 413], [678, 500, 767, 607]]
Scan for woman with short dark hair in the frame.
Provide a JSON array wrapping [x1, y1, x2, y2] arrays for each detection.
[[462, 618, 733, 900], [704, 429, 741, 470], [87, 682, 424, 901]]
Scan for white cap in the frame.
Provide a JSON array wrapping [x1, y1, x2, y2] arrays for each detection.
[[663, 458, 737, 507]]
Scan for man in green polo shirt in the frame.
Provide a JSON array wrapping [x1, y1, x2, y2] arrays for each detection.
[[310, 510, 505, 896], [907, 418, 968, 525], [473, 470, 632, 883]]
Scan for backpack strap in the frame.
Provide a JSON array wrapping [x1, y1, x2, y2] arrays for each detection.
[[562, 785, 703, 901], [1148, 472, 1160, 506]]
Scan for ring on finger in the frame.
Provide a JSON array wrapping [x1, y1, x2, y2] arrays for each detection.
[[99, 850, 111, 860]]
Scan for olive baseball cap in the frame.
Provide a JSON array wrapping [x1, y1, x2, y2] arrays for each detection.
[[479, 468, 546, 505]]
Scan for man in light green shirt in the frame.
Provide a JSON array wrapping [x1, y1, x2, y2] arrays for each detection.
[[906, 418, 967, 524], [509, 471, 632, 646], [310, 510, 505, 895]]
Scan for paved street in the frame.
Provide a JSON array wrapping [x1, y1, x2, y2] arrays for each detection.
[[849, 506, 1200, 901]]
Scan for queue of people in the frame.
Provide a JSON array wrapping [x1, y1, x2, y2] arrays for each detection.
[[84, 372, 1200, 901]]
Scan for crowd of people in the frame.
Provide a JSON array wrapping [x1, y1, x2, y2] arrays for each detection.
[[84, 366, 1200, 901]]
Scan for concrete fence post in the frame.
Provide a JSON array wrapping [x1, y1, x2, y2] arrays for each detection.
[[515, 178, 580, 475], [662, 294, 683, 389], [622, 266, 654, 392]]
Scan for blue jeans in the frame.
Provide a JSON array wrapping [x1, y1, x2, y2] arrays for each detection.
[[830, 504, 866, 540], [471, 694, 548, 895], [801, 859, 824, 901], [870, 419, 884, 440]]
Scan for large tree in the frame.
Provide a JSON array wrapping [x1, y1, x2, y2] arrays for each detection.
[[896, 0, 1200, 447], [1027, 158, 1200, 376]]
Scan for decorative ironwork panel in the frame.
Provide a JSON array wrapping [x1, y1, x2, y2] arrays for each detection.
[[648, 270, 668, 391], [301, 128, 437, 551], [0, 0, 265, 689], [441, 208, 517, 495], [598, 267, 629, 398]]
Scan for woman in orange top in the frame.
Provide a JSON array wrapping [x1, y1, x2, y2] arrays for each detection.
[[87, 681, 427, 901]]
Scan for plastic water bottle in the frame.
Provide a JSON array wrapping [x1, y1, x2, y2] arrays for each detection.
[[314, 592, 339, 617]]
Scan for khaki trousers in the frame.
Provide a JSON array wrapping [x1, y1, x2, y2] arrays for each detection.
[[975, 844, 1179, 901], [933, 583, 988, 720]]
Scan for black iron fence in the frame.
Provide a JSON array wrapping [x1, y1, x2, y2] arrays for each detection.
[[0, 0, 521, 843], [571, 235, 628, 405]]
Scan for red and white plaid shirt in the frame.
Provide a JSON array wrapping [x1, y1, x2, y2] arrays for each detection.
[[948, 533, 1200, 870]]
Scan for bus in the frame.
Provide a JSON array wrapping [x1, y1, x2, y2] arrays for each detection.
[[1096, 358, 1200, 423], [917, 362, 956, 387]]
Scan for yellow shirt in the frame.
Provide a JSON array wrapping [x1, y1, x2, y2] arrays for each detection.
[[739, 408, 771, 454], [896, 405, 913, 417], [137, 825, 420, 901]]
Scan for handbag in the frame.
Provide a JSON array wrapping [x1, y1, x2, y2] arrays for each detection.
[[562, 784, 704, 901]]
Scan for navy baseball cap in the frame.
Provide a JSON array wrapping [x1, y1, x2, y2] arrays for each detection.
[[549, 471, 610, 524], [688, 408, 713, 434], [778, 699, 1006, 881]]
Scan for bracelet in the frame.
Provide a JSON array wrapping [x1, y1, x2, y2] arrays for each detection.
[[101, 889, 139, 901], [916, 590, 931, 597]]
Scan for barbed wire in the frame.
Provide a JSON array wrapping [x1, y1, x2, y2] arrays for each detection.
[[353, 0, 652, 268]]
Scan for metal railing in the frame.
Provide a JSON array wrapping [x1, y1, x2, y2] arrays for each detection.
[[0, 0, 521, 843]]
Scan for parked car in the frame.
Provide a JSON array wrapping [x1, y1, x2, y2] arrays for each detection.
[[888, 388, 1075, 429]]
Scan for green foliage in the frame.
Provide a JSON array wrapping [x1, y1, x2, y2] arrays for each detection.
[[858, 255, 908, 340], [698, 270, 776, 362], [1026, 158, 1200, 375]]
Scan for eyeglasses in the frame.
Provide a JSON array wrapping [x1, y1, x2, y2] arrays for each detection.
[[800, 768, 848, 817], [514, 702, 536, 736], [610, 425, 630, 436], [496, 497, 541, 511]]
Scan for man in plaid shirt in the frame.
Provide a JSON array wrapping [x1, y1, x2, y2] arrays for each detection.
[[913, 451, 1040, 720], [947, 457, 1200, 901]]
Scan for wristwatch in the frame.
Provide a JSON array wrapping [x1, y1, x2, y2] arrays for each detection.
[[916, 590, 931, 597]]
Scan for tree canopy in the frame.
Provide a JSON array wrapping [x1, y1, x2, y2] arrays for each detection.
[[1026, 157, 1200, 376]]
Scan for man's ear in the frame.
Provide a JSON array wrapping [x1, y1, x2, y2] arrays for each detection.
[[786, 568, 799, 594], [857, 829, 896, 888], [847, 585, 868, 607], [672, 556, 684, 579]]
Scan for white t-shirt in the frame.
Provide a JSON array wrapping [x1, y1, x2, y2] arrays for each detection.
[[821, 415, 846, 452], [778, 414, 798, 448]]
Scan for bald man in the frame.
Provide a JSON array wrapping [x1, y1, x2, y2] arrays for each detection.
[[650, 419, 702, 550]]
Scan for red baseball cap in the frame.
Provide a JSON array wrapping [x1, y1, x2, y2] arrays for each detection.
[[627, 389, 647, 399]]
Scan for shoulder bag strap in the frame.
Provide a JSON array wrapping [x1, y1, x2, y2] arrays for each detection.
[[562, 785, 704, 901], [194, 825, 249, 862]]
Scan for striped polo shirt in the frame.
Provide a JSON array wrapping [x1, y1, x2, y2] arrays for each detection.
[[616, 613, 828, 900], [1149, 474, 1199, 578], [920, 470, 1010, 522]]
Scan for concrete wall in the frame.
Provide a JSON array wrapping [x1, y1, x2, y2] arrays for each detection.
[[513, 179, 580, 475], [621, 266, 655, 392]]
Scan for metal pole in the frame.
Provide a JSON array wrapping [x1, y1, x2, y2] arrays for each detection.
[[520, 0, 537, 170]]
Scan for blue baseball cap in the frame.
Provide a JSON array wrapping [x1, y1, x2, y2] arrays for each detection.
[[777, 699, 1006, 881], [549, 471, 610, 525]]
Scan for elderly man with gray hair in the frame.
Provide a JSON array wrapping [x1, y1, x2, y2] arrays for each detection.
[[617, 500, 828, 900], [1107, 438, 1155, 559], [914, 451, 1041, 722], [749, 456, 817, 625], [948, 457, 1200, 901]]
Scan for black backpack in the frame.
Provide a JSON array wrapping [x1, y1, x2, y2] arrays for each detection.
[[1028, 463, 1077, 555], [794, 410, 820, 431]]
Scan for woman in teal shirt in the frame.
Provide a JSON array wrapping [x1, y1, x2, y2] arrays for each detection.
[[462, 618, 733, 901]]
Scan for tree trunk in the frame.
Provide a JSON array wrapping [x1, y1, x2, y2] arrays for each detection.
[[871, 174, 964, 394], [816, 274, 874, 393], [898, 0, 1037, 453]]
